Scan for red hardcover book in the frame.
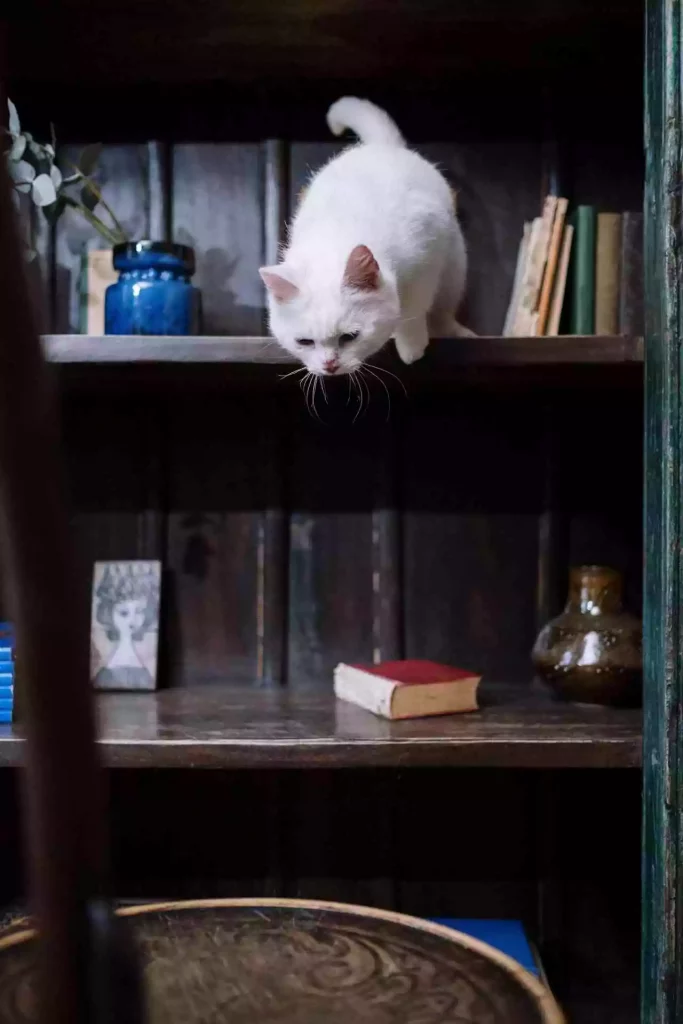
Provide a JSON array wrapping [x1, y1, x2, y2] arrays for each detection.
[[333, 659, 481, 720]]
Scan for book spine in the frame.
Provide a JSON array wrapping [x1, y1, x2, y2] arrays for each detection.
[[595, 213, 622, 335], [536, 198, 569, 335], [547, 224, 574, 336], [619, 211, 644, 336], [503, 223, 531, 337], [570, 205, 597, 334], [514, 197, 557, 336]]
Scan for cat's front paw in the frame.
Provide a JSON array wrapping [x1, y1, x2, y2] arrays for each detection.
[[394, 330, 429, 364], [397, 345, 426, 365], [451, 320, 477, 338]]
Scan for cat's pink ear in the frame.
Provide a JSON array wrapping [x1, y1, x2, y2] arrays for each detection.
[[259, 266, 299, 302], [343, 245, 380, 291]]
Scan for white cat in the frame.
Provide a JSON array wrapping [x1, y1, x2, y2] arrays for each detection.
[[260, 97, 471, 377]]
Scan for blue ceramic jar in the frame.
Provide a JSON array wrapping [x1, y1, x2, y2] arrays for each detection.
[[105, 241, 197, 336]]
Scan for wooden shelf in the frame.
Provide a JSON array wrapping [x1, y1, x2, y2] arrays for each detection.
[[44, 335, 643, 368], [9, 1, 641, 85], [0, 686, 641, 769]]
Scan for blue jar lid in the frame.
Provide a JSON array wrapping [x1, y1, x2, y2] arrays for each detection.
[[113, 240, 195, 274]]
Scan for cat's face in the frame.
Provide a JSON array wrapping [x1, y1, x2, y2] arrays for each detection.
[[260, 245, 399, 376]]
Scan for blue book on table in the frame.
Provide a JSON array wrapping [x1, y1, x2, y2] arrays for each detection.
[[0, 699, 13, 709], [0, 711, 13, 723], [429, 919, 539, 977]]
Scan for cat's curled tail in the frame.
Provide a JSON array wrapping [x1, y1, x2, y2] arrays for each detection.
[[326, 97, 406, 148]]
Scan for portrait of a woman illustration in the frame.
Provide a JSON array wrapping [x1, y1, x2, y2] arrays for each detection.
[[93, 562, 160, 690]]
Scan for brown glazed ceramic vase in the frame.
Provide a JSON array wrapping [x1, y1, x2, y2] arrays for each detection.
[[532, 566, 642, 707]]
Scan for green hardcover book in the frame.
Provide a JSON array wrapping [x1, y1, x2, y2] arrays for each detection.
[[570, 205, 597, 334]]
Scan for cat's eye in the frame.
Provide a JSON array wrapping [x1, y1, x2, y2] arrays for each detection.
[[339, 331, 360, 345], [296, 338, 315, 347]]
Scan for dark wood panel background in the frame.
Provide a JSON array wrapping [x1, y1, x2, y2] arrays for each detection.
[[22, 114, 642, 691], [61, 382, 643, 690]]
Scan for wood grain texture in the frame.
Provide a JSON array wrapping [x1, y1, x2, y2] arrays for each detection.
[[0, 899, 561, 1024], [394, 769, 536, 922], [258, 141, 290, 684], [64, 397, 164, 592], [563, 391, 643, 616], [42, 334, 644, 366], [256, 395, 289, 686], [422, 143, 543, 336], [171, 144, 264, 335], [53, 144, 149, 333], [8, 0, 642, 85], [0, 685, 642, 769], [286, 396, 376, 688], [643, 1, 680, 1022], [372, 421, 402, 663], [402, 393, 543, 685], [165, 396, 262, 685]]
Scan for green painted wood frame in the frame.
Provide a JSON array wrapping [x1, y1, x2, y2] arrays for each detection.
[[645, 1, 683, 1021]]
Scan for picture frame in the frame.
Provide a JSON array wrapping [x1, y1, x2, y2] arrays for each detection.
[[90, 560, 161, 691]]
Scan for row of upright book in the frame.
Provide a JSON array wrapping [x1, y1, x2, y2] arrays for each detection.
[[0, 624, 14, 724], [504, 196, 644, 338]]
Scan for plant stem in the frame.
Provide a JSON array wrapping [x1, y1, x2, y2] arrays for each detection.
[[62, 196, 120, 246], [65, 162, 127, 241]]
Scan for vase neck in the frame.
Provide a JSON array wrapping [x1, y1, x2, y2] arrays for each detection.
[[566, 567, 623, 616]]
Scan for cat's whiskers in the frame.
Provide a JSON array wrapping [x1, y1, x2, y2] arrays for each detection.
[[350, 371, 364, 422], [300, 372, 314, 417], [311, 375, 323, 421], [280, 365, 307, 380], [360, 365, 391, 420]]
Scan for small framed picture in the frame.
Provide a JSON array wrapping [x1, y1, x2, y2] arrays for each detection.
[[90, 560, 161, 691]]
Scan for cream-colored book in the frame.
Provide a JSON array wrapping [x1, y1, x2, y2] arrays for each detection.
[[503, 222, 532, 337], [511, 217, 542, 336], [513, 196, 557, 336], [546, 224, 574, 336], [536, 197, 569, 335], [83, 249, 117, 335]]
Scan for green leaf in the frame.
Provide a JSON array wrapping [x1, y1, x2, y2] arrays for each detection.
[[9, 159, 35, 189], [7, 99, 20, 136], [31, 173, 57, 207], [80, 182, 99, 212], [8, 135, 26, 161], [78, 142, 103, 177]]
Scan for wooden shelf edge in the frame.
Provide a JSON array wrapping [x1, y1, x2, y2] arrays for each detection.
[[0, 686, 643, 769], [43, 335, 644, 368], [0, 735, 643, 770]]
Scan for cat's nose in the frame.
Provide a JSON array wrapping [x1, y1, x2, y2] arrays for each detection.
[[323, 358, 340, 374]]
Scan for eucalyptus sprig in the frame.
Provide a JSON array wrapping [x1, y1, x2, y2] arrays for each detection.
[[4, 99, 128, 249]]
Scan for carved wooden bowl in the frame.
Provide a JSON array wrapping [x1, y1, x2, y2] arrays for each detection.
[[0, 898, 563, 1024]]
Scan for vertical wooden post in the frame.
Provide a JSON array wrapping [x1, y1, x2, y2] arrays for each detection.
[[644, 1, 682, 1021], [258, 140, 290, 685]]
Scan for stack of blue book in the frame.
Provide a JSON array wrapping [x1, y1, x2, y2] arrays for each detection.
[[0, 624, 15, 724]]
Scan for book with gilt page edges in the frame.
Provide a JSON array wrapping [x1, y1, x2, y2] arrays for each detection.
[[333, 659, 481, 720]]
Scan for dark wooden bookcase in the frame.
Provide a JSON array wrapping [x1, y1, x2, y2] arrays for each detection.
[[3, 1, 675, 1021]]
